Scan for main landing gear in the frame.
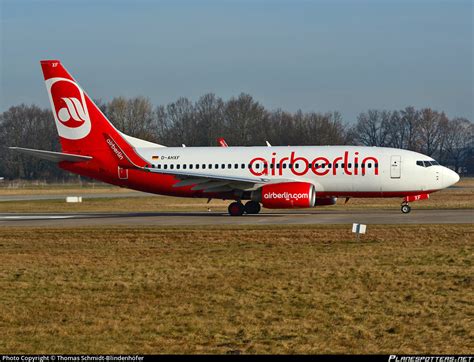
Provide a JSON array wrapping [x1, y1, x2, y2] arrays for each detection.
[[228, 201, 261, 216]]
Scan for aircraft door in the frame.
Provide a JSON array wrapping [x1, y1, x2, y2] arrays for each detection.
[[118, 166, 128, 180], [390, 155, 401, 179]]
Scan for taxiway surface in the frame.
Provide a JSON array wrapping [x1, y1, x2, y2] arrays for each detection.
[[0, 209, 471, 227]]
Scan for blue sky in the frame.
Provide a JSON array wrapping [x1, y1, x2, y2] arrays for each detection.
[[1, 0, 472, 122]]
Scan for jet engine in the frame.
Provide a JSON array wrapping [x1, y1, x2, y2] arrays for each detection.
[[252, 182, 316, 209]]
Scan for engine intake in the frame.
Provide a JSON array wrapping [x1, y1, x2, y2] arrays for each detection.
[[253, 182, 316, 209]]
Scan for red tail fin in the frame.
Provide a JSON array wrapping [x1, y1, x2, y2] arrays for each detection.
[[40, 60, 147, 167]]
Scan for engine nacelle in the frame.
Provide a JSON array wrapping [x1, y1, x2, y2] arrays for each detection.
[[253, 182, 316, 209]]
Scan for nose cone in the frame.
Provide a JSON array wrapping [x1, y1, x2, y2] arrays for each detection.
[[443, 167, 460, 187]]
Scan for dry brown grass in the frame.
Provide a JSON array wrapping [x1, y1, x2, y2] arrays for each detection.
[[0, 225, 472, 354]]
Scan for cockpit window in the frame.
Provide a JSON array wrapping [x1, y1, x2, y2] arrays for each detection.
[[417, 160, 440, 167]]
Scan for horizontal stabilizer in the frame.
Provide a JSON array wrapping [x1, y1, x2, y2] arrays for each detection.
[[9, 147, 92, 163]]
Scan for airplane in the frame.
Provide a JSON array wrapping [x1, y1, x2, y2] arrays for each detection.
[[10, 60, 460, 216]]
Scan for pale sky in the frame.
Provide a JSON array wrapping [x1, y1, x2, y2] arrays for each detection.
[[1, 0, 472, 122]]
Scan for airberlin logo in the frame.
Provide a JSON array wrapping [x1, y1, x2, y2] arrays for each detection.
[[57, 97, 88, 124], [249, 151, 379, 177], [45, 77, 91, 140], [106, 138, 124, 160], [264, 192, 309, 200]]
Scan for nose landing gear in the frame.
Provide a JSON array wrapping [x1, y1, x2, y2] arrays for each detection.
[[401, 203, 411, 214], [401, 193, 429, 214]]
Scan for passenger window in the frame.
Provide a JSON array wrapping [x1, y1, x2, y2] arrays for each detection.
[[164, 164, 168, 170], [234, 164, 238, 169], [241, 163, 245, 169], [183, 164, 187, 169], [375, 163, 378, 168], [209, 164, 212, 169], [328, 164, 332, 169], [196, 164, 200, 169], [347, 163, 352, 168], [289, 164, 293, 169], [295, 164, 299, 169], [283, 164, 287, 169], [157, 164, 161, 169], [176, 165, 180, 169], [368, 164, 372, 168], [334, 164, 338, 169], [255, 164, 260, 169], [215, 164, 219, 169], [189, 164, 193, 169], [202, 164, 206, 169]]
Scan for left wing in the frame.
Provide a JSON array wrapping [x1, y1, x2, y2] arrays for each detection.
[[144, 166, 295, 192]]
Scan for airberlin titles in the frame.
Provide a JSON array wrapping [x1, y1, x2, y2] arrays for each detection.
[[249, 151, 379, 177]]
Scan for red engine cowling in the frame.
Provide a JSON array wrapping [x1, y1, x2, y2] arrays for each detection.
[[257, 182, 316, 209]]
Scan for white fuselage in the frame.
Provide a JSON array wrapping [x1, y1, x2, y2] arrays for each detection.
[[135, 145, 459, 196]]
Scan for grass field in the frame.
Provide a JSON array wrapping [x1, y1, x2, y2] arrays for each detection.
[[0, 224, 472, 354], [0, 178, 473, 213]]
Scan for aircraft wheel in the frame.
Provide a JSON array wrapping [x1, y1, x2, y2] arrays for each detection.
[[401, 204, 411, 214], [228, 202, 245, 216], [244, 201, 261, 214]]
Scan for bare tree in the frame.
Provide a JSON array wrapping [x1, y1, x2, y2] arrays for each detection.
[[223, 93, 266, 146], [444, 118, 474, 172], [1, 104, 63, 180], [418, 108, 443, 156], [354, 109, 390, 146]]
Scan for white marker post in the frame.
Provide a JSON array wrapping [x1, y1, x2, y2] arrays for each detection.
[[352, 223, 367, 240], [66, 196, 82, 203]]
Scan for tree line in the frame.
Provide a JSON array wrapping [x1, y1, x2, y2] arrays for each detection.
[[0, 93, 472, 180]]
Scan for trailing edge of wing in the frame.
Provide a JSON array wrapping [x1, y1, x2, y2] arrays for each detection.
[[144, 166, 297, 191], [9, 147, 92, 163]]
